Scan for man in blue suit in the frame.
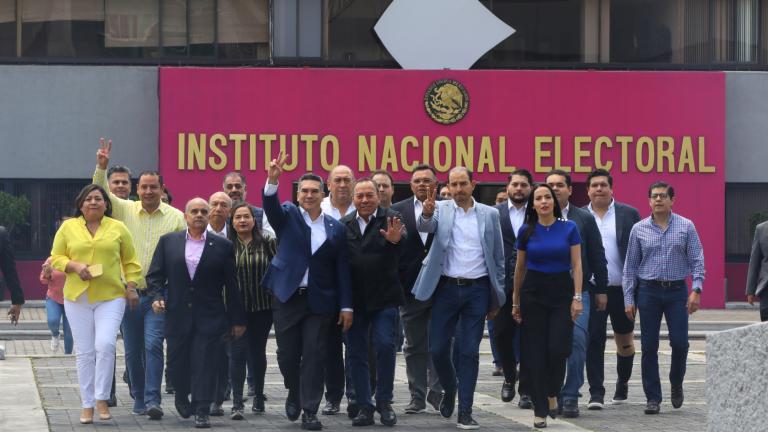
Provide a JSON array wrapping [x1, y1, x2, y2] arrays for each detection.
[[411, 167, 505, 430], [261, 152, 353, 431]]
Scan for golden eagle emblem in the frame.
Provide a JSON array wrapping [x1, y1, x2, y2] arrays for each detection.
[[424, 79, 469, 125]]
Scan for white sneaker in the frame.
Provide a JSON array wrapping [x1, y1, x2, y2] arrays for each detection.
[[50, 335, 60, 352]]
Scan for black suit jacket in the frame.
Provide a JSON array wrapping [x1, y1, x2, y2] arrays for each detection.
[[391, 197, 435, 297], [613, 202, 642, 266], [0, 226, 23, 305], [146, 231, 246, 336], [494, 202, 519, 295], [567, 205, 609, 294], [342, 207, 405, 312]]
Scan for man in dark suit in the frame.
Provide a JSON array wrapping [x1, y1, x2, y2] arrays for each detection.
[[341, 178, 404, 426], [583, 169, 642, 410], [747, 220, 768, 321], [1, 225, 24, 325], [390, 164, 444, 414], [546, 170, 608, 418], [146, 198, 246, 428], [261, 152, 353, 431], [492, 169, 532, 405]]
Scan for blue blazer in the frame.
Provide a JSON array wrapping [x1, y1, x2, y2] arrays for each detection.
[[411, 200, 506, 311], [261, 188, 353, 315]]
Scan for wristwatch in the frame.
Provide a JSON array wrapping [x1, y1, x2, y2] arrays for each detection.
[[692, 288, 702, 294], [573, 294, 582, 301]]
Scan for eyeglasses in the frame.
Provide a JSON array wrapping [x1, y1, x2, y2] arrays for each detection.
[[650, 193, 669, 200]]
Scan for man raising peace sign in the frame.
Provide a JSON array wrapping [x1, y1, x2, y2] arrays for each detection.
[[260, 152, 353, 431]]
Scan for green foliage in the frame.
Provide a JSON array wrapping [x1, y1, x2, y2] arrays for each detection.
[[749, 211, 768, 237], [0, 191, 30, 233]]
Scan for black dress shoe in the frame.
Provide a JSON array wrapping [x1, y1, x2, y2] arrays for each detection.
[[301, 412, 323, 430], [501, 381, 516, 402], [209, 402, 224, 417], [174, 395, 192, 419], [518, 394, 533, 409], [322, 400, 340, 415], [347, 399, 360, 419], [285, 393, 301, 422], [439, 390, 456, 418], [194, 414, 211, 428], [376, 401, 397, 426], [644, 400, 661, 414], [352, 405, 374, 426], [671, 385, 684, 409], [561, 399, 579, 418]]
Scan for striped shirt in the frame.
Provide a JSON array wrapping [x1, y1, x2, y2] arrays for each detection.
[[94, 168, 187, 289], [234, 236, 277, 312], [622, 212, 705, 306]]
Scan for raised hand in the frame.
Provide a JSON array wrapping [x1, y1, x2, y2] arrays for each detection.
[[379, 217, 403, 244], [267, 151, 289, 184], [96, 138, 112, 170], [422, 186, 437, 218]]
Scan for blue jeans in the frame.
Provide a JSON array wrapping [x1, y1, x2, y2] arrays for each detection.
[[346, 307, 398, 408], [46, 297, 73, 354], [122, 295, 165, 409], [560, 291, 591, 401], [429, 277, 490, 414], [637, 280, 689, 403]]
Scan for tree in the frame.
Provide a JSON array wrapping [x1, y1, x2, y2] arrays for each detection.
[[0, 191, 30, 234]]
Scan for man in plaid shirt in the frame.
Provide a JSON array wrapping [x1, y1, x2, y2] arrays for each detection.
[[623, 181, 705, 416]]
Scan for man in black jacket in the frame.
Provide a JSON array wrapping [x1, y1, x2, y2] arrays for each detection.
[[146, 198, 246, 428], [341, 178, 404, 427], [1, 225, 23, 325], [391, 164, 444, 414]]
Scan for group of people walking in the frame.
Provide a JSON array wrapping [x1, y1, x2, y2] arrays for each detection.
[[34, 138, 707, 430]]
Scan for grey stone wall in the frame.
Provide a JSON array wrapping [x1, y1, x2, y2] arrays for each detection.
[[706, 322, 768, 431]]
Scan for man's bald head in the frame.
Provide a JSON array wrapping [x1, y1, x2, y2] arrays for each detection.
[[208, 191, 233, 230], [328, 165, 355, 206]]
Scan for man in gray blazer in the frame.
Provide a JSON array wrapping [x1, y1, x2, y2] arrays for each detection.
[[746, 220, 768, 321], [412, 167, 505, 429]]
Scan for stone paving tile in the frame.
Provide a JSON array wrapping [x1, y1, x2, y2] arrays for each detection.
[[28, 337, 709, 432]]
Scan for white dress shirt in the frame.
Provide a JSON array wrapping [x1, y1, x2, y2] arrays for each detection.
[[357, 214, 371, 235], [443, 200, 488, 279], [588, 200, 623, 286], [321, 196, 355, 220], [206, 223, 227, 238], [562, 203, 570, 220], [414, 197, 429, 244], [507, 200, 526, 237]]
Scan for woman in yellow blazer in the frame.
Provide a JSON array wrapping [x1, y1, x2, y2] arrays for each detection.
[[51, 184, 141, 424]]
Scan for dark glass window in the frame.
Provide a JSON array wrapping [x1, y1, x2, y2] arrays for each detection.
[[0, 0, 15, 57], [327, 0, 393, 64]]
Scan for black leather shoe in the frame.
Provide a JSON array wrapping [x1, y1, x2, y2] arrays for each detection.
[[194, 414, 211, 428], [322, 400, 340, 415], [562, 399, 579, 418], [612, 381, 628, 404], [347, 400, 360, 419], [147, 404, 164, 420], [501, 381, 516, 402], [286, 392, 301, 422], [376, 401, 397, 426], [644, 400, 661, 414], [671, 385, 684, 409], [252, 394, 266, 414], [426, 390, 443, 412], [518, 394, 533, 409], [209, 402, 224, 417], [439, 390, 456, 418], [457, 412, 479, 429], [352, 405, 374, 426], [174, 395, 192, 419], [301, 412, 323, 430]]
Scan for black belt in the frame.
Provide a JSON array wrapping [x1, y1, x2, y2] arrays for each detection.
[[643, 279, 686, 288], [441, 276, 489, 286]]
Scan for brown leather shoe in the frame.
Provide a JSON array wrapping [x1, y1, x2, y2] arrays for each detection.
[[80, 408, 94, 424], [95, 400, 112, 420]]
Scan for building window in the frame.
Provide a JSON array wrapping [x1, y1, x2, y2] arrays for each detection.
[[725, 183, 768, 261], [326, 0, 392, 64]]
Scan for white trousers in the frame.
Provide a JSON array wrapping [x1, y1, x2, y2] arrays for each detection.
[[64, 294, 125, 408]]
